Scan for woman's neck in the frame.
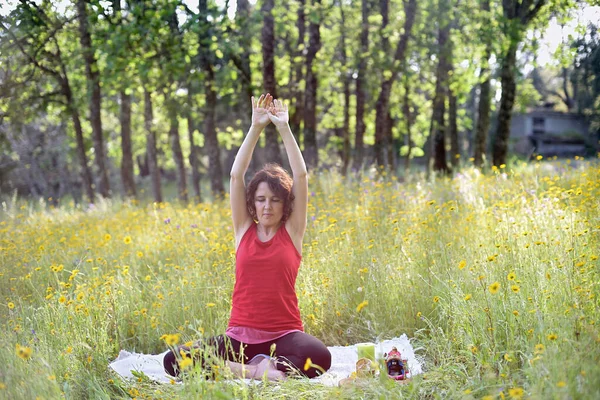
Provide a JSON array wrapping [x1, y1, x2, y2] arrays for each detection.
[[257, 222, 281, 238]]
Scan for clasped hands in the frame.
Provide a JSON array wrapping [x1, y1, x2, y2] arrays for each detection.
[[251, 93, 289, 130]]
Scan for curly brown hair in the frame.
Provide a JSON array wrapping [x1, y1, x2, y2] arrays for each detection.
[[246, 163, 295, 223]]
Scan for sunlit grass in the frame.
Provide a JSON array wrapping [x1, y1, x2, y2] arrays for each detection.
[[1, 158, 598, 399]]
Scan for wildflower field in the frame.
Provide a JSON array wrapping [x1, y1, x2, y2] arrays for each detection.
[[1, 159, 599, 399]]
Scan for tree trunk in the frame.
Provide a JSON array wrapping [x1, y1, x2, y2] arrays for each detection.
[[449, 92, 459, 168], [144, 89, 162, 203], [187, 91, 201, 202], [386, 111, 395, 171], [236, 0, 254, 124], [474, 0, 491, 168], [493, 0, 546, 166], [374, 0, 390, 169], [493, 39, 518, 167], [63, 78, 95, 203], [352, 0, 369, 172], [261, 0, 282, 165], [339, 0, 351, 175], [374, 0, 417, 169], [199, 0, 224, 196], [430, 0, 451, 174], [120, 91, 136, 197], [403, 75, 413, 172], [474, 64, 491, 167], [303, 0, 321, 170], [167, 94, 188, 203], [77, 0, 110, 197], [290, 0, 306, 146]]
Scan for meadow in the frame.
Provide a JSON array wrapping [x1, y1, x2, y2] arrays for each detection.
[[0, 158, 598, 399]]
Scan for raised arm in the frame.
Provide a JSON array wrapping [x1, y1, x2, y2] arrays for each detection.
[[231, 94, 272, 243], [268, 99, 308, 246]]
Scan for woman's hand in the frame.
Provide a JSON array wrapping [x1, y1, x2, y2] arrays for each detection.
[[252, 93, 272, 128], [267, 99, 289, 129]]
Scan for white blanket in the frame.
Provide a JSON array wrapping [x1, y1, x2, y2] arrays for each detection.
[[109, 334, 422, 387]]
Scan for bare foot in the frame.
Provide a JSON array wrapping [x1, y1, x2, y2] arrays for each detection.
[[252, 357, 286, 381]]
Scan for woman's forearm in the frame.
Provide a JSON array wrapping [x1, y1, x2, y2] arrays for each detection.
[[230, 124, 264, 178], [278, 124, 307, 177]]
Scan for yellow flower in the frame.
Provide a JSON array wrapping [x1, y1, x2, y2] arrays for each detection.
[[556, 381, 566, 388], [503, 353, 513, 362], [489, 282, 500, 294], [433, 296, 440, 303], [58, 295, 67, 304], [508, 387, 524, 399], [136, 251, 144, 258], [123, 236, 132, 244], [104, 234, 112, 241], [507, 272, 516, 281], [356, 300, 368, 313], [161, 333, 180, 346], [534, 343, 545, 354], [511, 285, 520, 293], [458, 260, 466, 270], [7, 302, 15, 310], [470, 345, 478, 354], [547, 333, 557, 341], [16, 344, 33, 361], [416, 312, 422, 318], [0, 382, 5, 389], [206, 303, 216, 308], [464, 294, 472, 301], [179, 356, 193, 370], [482, 396, 494, 400], [304, 357, 312, 371], [513, 310, 519, 316]]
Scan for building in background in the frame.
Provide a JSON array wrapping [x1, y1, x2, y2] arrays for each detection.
[[510, 108, 595, 157]]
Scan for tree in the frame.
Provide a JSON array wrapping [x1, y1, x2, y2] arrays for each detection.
[[110, 0, 136, 198], [474, 0, 493, 168], [289, 0, 306, 147], [199, 0, 224, 196], [493, 0, 548, 167], [374, 0, 418, 170], [337, 0, 351, 175], [165, 5, 188, 204], [352, 0, 369, 172], [77, 0, 110, 197], [261, 0, 282, 165], [303, 0, 322, 170], [1, 2, 96, 202], [429, 0, 452, 174]]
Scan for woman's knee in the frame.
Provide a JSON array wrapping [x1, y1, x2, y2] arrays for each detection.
[[308, 344, 331, 376]]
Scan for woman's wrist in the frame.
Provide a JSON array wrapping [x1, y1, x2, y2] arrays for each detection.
[[275, 123, 291, 132], [250, 122, 268, 131]]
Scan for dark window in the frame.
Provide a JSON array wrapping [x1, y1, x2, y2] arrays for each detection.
[[532, 117, 544, 135]]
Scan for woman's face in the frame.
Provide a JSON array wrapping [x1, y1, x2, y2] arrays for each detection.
[[254, 181, 284, 227]]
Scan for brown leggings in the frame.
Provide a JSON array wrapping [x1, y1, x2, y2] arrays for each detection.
[[163, 331, 331, 379]]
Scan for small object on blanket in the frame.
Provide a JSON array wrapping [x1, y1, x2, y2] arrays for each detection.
[[356, 342, 376, 361], [338, 357, 379, 386], [384, 347, 409, 381]]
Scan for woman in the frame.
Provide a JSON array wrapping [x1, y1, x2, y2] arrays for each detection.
[[164, 94, 331, 380]]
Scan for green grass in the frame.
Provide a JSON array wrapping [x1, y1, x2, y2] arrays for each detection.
[[1, 158, 598, 399]]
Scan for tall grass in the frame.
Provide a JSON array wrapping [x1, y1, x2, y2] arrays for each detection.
[[1, 159, 598, 399]]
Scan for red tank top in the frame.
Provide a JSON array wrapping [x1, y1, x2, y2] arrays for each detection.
[[228, 223, 304, 332]]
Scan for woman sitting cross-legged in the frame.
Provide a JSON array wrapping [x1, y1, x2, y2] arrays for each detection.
[[163, 94, 331, 380]]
